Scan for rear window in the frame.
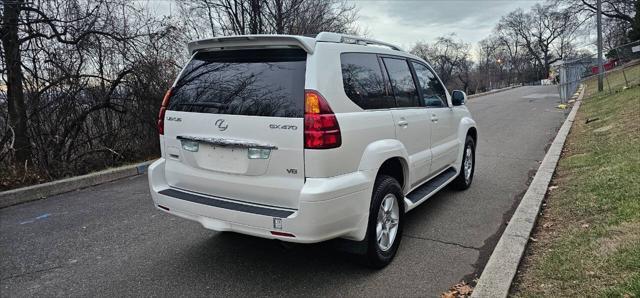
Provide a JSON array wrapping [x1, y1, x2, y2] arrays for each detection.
[[168, 49, 306, 117], [381, 57, 420, 108], [341, 53, 395, 109]]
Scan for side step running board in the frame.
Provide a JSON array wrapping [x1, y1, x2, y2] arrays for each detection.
[[406, 167, 457, 204]]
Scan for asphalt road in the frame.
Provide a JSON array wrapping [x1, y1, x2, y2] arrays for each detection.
[[0, 86, 567, 297]]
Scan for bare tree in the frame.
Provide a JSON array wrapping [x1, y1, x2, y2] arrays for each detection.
[[0, 0, 364, 189], [565, 0, 636, 24], [175, 0, 359, 37], [285, 0, 358, 35], [494, 29, 527, 83], [456, 58, 473, 93], [1, 0, 31, 166], [498, 3, 583, 79], [264, 0, 304, 34], [410, 35, 471, 88], [630, 0, 640, 41], [1, 0, 180, 186], [555, 0, 637, 45], [174, 0, 222, 40], [407, 1, 595, 95]]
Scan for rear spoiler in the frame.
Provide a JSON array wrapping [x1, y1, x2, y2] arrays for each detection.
[[187, 35, 316, 54]]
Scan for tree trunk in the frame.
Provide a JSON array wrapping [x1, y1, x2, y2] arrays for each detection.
[[543, 52, 550, 80], [275, 0, 284, 34], [1, 0, 32, 166], [249, 0, 262, 34]]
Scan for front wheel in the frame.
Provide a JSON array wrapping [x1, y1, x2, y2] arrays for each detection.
[[364, 175, 404, 268], [452, 135, 475, 190]]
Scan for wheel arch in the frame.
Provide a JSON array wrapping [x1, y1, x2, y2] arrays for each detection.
[[376, 157, 408, 193], [467, 126, 477, 143], [358, 139, 410, 193], [457, 116, 477, 141], [455, 117, 478, 171]]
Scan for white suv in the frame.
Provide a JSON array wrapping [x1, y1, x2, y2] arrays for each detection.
[[148, 32, 477, 267]]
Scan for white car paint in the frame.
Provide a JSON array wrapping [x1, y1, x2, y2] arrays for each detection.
[[148, 32, 477, 243]]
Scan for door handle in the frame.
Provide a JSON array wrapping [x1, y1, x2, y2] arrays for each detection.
[[397, 120, 409, 127], [430, 114, 438, 123]]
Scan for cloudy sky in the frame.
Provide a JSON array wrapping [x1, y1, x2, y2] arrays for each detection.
[[151, 0, 545, 52], [352, 0, 544, 49]]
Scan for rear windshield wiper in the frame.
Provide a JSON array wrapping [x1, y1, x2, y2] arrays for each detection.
[[177, 102, 228, 108]]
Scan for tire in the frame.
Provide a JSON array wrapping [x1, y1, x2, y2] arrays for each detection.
[[452, 135, 475, 190], [364, 175, 404, 268]]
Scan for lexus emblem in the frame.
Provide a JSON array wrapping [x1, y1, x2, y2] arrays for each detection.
[[215, 119, 228, 131]]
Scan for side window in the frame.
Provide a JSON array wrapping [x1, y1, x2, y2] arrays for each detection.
[[381, 57, 420, 108], [411, 62, 448, 108], [341, 53, 395, 109]]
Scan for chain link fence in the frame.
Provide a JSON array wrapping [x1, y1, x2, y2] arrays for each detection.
[[554, 40, 640, 103]]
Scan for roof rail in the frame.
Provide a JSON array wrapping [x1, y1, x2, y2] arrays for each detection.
[[315, 32, 403, 52]]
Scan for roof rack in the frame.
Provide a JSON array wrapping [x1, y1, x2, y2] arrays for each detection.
[[315, 32, 403, 52]]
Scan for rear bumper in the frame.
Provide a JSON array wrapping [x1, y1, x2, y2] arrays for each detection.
[[148, 159, 373, 243]]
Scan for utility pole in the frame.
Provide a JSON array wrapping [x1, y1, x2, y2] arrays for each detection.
[[597, 0, 604, 92]]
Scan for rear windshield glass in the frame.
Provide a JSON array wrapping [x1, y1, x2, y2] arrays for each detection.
[[168, 49, 306, 117]]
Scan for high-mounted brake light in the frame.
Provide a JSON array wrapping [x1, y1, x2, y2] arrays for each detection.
[[158, 88, 173, 135], [304, 90, 341, 149]]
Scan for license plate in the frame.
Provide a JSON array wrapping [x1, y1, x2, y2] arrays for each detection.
[[195, 145, 249, 173]]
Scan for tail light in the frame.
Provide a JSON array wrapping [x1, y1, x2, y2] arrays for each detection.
[[157, 88, 173, 135], [304, 90, 341, 149]]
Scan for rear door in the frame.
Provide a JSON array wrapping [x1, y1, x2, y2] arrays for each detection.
[[162, 49, 306, 209], [381, 57, 432, 187], [411, 61, 458, 174]]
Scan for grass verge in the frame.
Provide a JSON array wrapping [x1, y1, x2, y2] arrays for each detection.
[[511, 63, 640, 297]]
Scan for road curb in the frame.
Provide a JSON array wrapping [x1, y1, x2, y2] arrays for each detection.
[[471, 85, 585, 298], [0, 160, 154, 209], [468, 85, 520, 99]]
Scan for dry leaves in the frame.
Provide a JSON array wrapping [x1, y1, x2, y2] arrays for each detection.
[[441, 281, 474, 298], [441, 292, 456, 298]]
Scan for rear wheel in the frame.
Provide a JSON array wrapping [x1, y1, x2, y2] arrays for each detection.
[[452, 135, 475, 190], [364, 175, 404, 268]]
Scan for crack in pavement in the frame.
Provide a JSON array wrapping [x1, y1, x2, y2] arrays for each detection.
[[403, 234, 481, 250], [1, 265, 63, 281]]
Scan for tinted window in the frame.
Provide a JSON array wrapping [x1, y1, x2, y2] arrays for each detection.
[[168, 49, 306, 117], [382, 58, 420, 107], [341, 53, 395, 109], [412, 62, 448, 107]]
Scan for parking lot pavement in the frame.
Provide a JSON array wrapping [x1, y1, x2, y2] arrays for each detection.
[[0, 86, 567, 297]]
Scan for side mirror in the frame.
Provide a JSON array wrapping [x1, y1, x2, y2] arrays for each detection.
[[452, 90, 466, 106]]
